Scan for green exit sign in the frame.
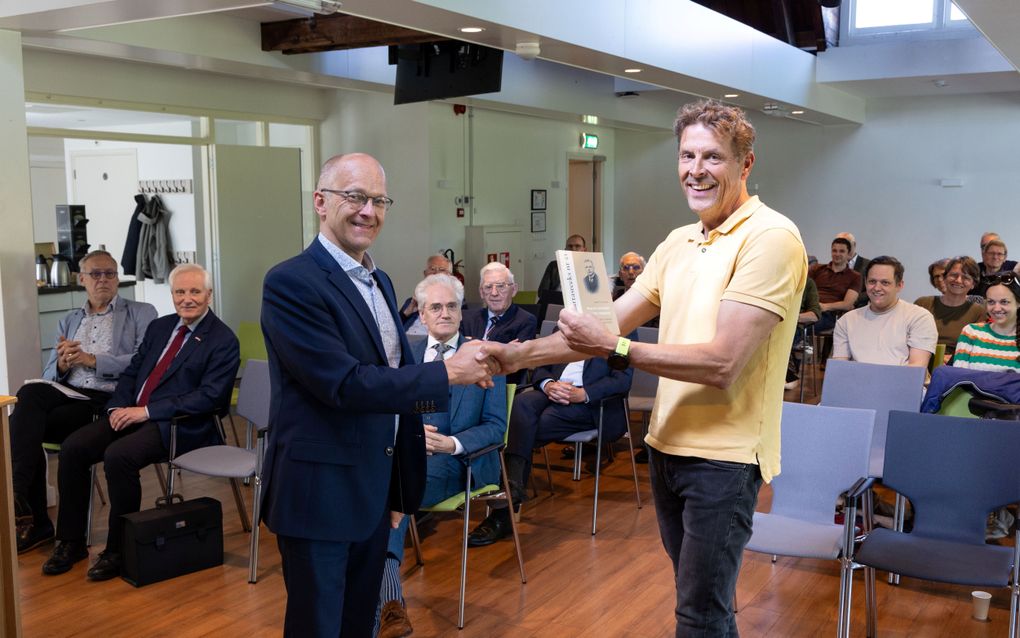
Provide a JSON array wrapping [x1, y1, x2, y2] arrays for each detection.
[[580, 133, 599, 149]]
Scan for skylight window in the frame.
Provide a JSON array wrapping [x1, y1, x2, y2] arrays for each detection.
[[855, 0, 933, 29], [845, 0, 972, 41]]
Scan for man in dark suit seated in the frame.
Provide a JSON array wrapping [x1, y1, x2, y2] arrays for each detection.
[[537, 234, 586, 308], [375, 273, 507, 638], [260, 153, 495, 637], [462, 262, 537, 384], [41, 263, 239, 581], [467, 350, 633, 546], [398, 253, 452, 335], [10, 250, 157, 554]]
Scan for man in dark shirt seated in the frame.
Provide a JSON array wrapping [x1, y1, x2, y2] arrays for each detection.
[[10, 250, 157, 554], [808, 236, 860, 333], [41, 263, 239, 581]]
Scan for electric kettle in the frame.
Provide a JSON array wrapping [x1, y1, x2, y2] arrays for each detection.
[[50, 255, 71, 287]]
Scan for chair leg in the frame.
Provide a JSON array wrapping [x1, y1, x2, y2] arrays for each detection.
[[572, 442, 583, 481], [457, 467, 473, 629], [591, 434, 603, 536], [86, 464, 97, 547], [887, 492, 904, 585], [1009, 530, 1020, 638], [499, 452, 527, 585], [408, 514, 424, 568], [542, 447, 554, 495], [93, 471, 107, 506], [624, 430, 642, 509], [229, 477, 252, 533], [156, 463, 169, 496], [248, 473, 263, 583]]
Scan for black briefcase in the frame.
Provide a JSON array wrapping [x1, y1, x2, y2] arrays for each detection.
[[121, 496, 223, 587]]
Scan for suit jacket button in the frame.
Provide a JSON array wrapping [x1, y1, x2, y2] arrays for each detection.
[[385, 446, 394, 456]]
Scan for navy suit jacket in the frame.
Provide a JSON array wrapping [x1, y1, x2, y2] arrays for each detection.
[[108, 310, 239, 456], [415, 337, 506, 487], [261, 240, 448, 543], [461, 303, 537, 344], [531, 355, 634, 439]]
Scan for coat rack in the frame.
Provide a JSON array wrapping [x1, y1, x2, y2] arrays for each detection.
[[138, 179, 193, 194]]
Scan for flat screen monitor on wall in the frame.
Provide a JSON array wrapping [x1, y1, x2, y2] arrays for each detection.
[[390, 41, 503, 105]]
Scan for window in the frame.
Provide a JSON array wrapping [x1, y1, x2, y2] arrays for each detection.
[[846, 0, 973, 40]]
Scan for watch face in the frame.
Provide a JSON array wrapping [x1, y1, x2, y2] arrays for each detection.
[[607, 353, 629, 371]]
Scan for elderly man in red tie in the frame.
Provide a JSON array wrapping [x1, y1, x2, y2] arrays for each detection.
[[41, 263, 239, 581]]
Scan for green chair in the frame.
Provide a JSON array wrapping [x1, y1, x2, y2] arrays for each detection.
[[928, 343, 947, 374], [407, 384, 526, 629], [230, 321, 268, 443], [514, 290, 538, 305], [937, 386, 980, 419]]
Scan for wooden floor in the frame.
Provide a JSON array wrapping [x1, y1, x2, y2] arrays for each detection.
[[15, 400, 1014, 637]]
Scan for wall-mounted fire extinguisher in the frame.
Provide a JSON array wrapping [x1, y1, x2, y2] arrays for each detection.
[[443, 248, 465, 284]]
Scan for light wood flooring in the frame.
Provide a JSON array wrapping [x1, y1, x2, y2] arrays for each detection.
[[15, 400, 1013, 637]]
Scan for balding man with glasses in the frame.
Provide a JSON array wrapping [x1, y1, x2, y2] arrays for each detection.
[[9, 250, 156, 555], [261, 153, 496, 637], [462, 261, 537, 383]]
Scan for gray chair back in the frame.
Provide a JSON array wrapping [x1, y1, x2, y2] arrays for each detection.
[[236, 359, 271, 433], [770, 402, 874, 523], [820, 360, 925, 477], [629, 367, 658, 402], [543, 304, 563, 323], [636, 326, 658, 344], [539, 320, 557, 338]]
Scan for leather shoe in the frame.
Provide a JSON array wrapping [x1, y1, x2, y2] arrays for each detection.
[[17, 519, 54, 554], [87, 550, 122, 581], [467, 508, 512, 547], [378, 600, 413, 638], [42, 540, 89, 575]]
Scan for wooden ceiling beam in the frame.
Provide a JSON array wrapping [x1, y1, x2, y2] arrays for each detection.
[[261, 13, 445, 55]]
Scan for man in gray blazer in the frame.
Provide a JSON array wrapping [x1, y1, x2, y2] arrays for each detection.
[[9, 250, 157, 554], [376, 273, 507, 638]]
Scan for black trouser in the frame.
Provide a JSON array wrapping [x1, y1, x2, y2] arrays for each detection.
[[8, 383, 111, 524], [56, 417, 166, 552]]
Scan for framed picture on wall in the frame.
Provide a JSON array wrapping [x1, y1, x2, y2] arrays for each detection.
[[531, 189, 547, 210], [531, 211, 547, 233]]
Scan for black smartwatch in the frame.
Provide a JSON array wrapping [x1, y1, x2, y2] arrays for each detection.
[[607, 336, 631, 371]]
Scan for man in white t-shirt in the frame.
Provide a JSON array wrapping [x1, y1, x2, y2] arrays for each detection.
[[832, 255, 937, 367]]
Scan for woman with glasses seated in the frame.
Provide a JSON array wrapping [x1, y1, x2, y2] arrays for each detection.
[[951, 271, 1020, 372], [914, 256, 986, 360]]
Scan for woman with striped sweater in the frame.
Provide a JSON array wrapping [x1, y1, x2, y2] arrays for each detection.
[[952, 272, 1020, 372]]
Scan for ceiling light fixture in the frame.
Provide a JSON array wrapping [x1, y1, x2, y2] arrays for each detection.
[[724, 93, 739, 98], [459, 27, 484, 33], [624, 68, 642, 73], [582, 114, 599, 125], [791, 110, 805, 115], [274, 0, 341, 15]]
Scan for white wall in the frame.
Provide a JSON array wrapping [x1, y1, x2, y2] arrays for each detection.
[[614, 91, 1020, 303]]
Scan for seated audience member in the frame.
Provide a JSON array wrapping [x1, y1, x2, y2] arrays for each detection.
[[399, 254, 452, 335], [915, 256, 987, 356], [10, 251, 157, 554], [537, 234, 586, 310], [979, 232, 1018, 271], [466, 344, 634, 546], [975, 238, 1015, 297], [831, 256, 937, 367], [41, 263, 240, 581], [927, 258, 949, 293], [374, 274, 507, 638], [808, 236, 861, 333], [835, 232, 870, 307], [612, 252, 645, 300], [952, 272, 1020, 372], [786, 277, 822, 388], [462, 262, 537, 383]]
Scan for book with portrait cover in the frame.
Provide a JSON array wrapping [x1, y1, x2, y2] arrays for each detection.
[[556, 250, 620, 334]]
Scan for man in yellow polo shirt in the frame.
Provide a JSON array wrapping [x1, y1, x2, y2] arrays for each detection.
[[489, 100, 806, 636]]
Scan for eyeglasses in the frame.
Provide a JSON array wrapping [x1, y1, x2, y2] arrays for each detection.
[[983, 272, 1018, 287], [481, 283, 512, 293], [424, 302, 460, 315], [83, 270, 118, 280], [320, 189, 394, 211], [946, 271, 974, 282], [620, 264, 643, 272]]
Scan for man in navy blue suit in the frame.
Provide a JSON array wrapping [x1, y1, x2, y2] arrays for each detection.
[[461, 262, 537, 385], [467, 351, 633, 546], [260, 153, 495, 638], [42, 263, 239, 581], [375, 272, 507, 637]]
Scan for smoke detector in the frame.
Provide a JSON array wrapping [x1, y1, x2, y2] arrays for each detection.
[[515, 42, 541, 60], [762, 102, 789, 117]]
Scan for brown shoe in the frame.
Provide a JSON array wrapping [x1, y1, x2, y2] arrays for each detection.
[[378, 600, 413, 638]]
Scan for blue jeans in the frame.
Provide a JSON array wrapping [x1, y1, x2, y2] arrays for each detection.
[[649, 449, 763, 637]]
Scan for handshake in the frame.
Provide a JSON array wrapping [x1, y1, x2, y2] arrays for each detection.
[[443, 339, 520, 388]]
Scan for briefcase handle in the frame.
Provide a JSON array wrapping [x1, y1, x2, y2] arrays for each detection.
[[154, 492, 184, 508]]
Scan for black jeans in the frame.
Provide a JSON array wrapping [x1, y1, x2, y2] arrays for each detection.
[[649, 448, 763, 637], [55, 417, 166, 552], [8, 382, 110, 524]]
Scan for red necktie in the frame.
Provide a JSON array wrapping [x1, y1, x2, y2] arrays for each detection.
[[137, 325, 189, 407]]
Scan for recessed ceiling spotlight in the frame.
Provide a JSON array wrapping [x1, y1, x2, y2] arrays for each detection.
[[582, 114, 599, 125], [624, 68, 642, 73], [791, 110, 805, 115], [459, 26, 484, 33], [724, 93, 739, 98], [933, 79, 947, 88]]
